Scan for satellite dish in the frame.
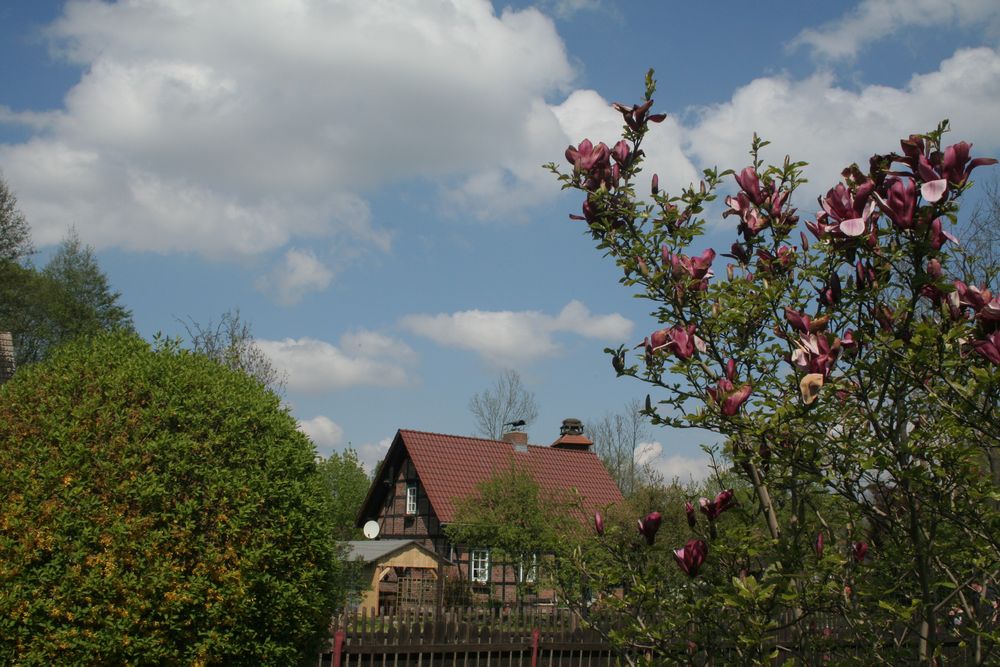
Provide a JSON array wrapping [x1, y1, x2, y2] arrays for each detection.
[[362, 520, 380, 539]]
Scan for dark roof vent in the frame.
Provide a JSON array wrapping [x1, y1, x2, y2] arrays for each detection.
[[559, 418, 584, 436], [552, 418, 592, 450]]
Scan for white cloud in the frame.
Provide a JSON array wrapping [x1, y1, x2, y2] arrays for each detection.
[[297, 415, 345, 456], [635, 441, 712, 483], [0, 0, 574, 255], [789, 0, 1000, 61], [257, 330, 416, 393], [256, 248, 334, 305], [551, 89, 699, 197], [356, 436, 394, 474], [685, 48, 1000, 204], [400, 299, 632, 366]]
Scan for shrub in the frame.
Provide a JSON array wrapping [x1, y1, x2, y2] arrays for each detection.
[[0, 332, 345, 665]]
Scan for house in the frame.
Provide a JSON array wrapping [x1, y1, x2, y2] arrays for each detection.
[[354, 419, 623, 609], [343, 539, 451, 611], [0, 332, 15, 384]]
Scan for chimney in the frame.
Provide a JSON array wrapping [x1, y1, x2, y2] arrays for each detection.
[[502, 430, 529, 453], [551, 418, 593, 451], [0, 332, 14, 384]]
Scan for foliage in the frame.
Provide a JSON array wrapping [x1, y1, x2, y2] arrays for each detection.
[[0, 174, 32, 262], [446, 465, 580, 598], [316, 448, 371, 540], [0, 228, 132, 368], [41, 229, 132, 334], [548, 71, 1000, 665], [586, 398, 663, 496], [468, 369, 539, 439], [0, 332, 346, 665], [181, 308, 286, 393]]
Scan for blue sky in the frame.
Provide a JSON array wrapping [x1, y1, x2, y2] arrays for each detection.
[[3, 0, 999, 477]]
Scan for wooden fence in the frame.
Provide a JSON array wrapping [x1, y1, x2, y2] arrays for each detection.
[[318, 606, 616, 667], [318, 605, 987, 666]]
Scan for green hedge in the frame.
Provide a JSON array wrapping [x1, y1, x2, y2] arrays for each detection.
[[0, 333, 343, 665]]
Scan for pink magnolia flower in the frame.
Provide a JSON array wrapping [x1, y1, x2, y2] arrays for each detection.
[[972, 331, 1000, 365], [735, 167, 764, 206], [791, 333, 840, 379], [853, 541, 868, 564], [724, 190, 770, 237], [817, 183, 875, 237], [673, 539, 709, 577], [612, 99, 666, 131], [664, 247, 716, 290], [855, 260, 877, 290], [611, 140, 631, 167], [915, 142, 998, 202], [699, 489, 735, 521], [757, 245, 796, 274], [637, 511, 662, 545], [564, 139, 613, 190], [876, 177, 917, 230], [954, 281, 995, 315], [685, 501, 697, 528], [819, 271, 842, 307], [814, 531, 825, 559], [929, 217, 958, 251], [647, 324, 698, 361], [594, 511, 605, 536], [707, 379, 752, 416], [940, 141, 997, 188]]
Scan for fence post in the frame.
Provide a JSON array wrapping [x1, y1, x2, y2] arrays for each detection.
[[530, 627, 540, 667], [332, 629, 345, 667]]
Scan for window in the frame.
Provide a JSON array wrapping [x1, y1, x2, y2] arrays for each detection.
[[405, 485, 417, 515], [519, 553, 538, 583], [471, 549, 490, 583]]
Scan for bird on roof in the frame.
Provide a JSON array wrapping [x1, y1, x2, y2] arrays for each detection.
[[504, 419, 527, 430]]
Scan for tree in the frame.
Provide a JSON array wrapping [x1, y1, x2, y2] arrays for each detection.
[[0, 332, 347, 664], [549, 72, 1000, 664], [42, 228, 133, 334], [181, 308, 286, 393], [316, 449, 371, 540], [445, 465, 579, 602], [468, 369, 539, 439], [0, 174, 32, 262], [0, 229, 133, 367], [586, 398, 663, 497], [957, 173, 1000, 287]]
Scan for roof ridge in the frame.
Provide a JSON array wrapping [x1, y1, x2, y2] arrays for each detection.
[[399, 428, 521, 445], [398, 428, 599, 454]]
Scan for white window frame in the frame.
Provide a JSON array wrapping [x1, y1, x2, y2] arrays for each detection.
[[519, 553, 538, 584], [471, 549, 490, 583], [405, 484, 417, 515]]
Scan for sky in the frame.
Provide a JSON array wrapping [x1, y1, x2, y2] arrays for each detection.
[[2, 0, 1000, 480]]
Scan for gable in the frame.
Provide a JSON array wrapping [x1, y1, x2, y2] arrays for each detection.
[[356, 429, 623, 527]]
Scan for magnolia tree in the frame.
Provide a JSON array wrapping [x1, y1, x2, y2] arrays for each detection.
[[548, 72, 1000, 665]]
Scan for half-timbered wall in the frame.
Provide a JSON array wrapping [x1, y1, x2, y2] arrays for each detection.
[[370, 452, 557, 607]]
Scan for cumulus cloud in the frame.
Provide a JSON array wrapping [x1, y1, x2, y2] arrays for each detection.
[[685, 47, 1000, 203], [789, 0, 1000, 61], [356, 436, 394, 474], [400, 299, 632, 366], [551, 89, 699, 198], [297, 415, 345, 456], [255, 248, 334, 305], [0, 0, 574, 254], [635, 441, 712, 483], [257, 330, 416, 393]]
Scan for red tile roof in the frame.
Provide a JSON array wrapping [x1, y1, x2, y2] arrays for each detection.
[[396, 429, 623, 524]]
